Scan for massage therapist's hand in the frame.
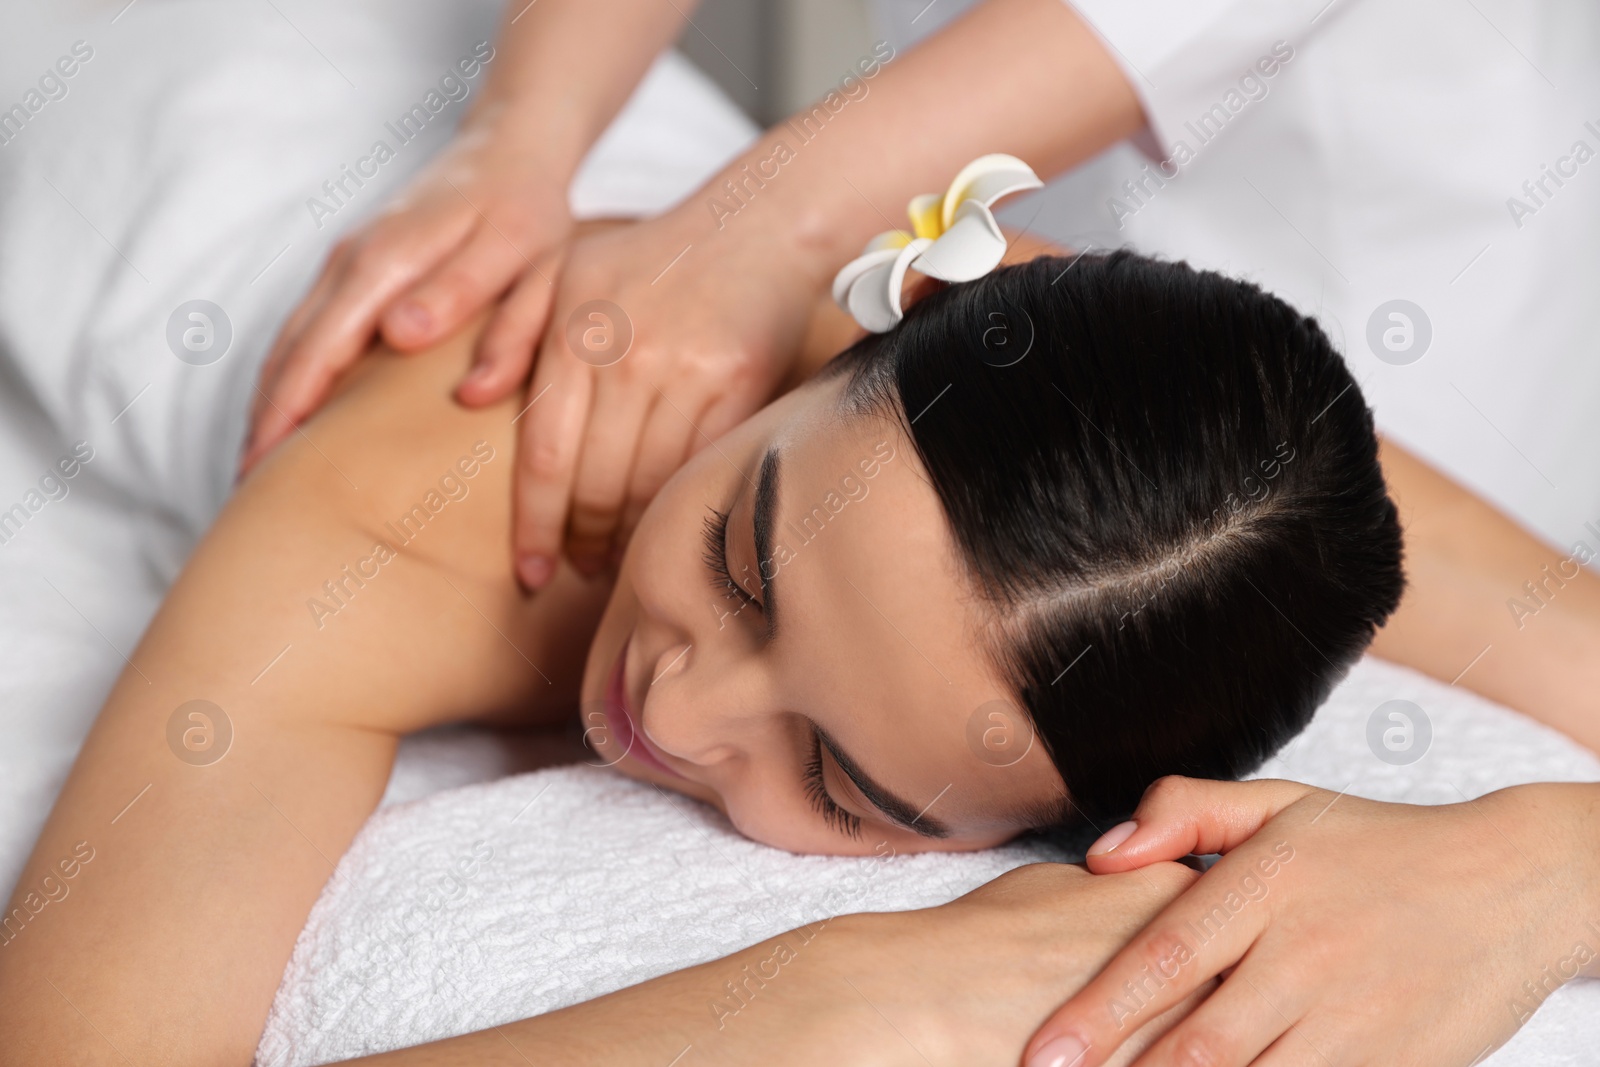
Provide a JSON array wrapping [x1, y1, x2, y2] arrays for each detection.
[[242, 116, 573, 470], [510, 200, 823, 586], [1025, 777, 1600, 1067]]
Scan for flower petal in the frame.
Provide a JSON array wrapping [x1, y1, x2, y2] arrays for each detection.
[[831, 246, 902, 309], [865, 230, 916, 254], [939, 153, 1044, 231], [912, 200, 1006, 282], [843, 237, 932, 333]]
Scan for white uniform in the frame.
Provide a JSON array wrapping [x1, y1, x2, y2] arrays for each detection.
[[876, 0, 1600, 552]]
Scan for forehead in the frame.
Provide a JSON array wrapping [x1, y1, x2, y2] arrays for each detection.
[[760, 385, 1065, 836]]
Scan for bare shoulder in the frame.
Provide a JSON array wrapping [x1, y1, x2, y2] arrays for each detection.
[[197, 320, 605, 731]]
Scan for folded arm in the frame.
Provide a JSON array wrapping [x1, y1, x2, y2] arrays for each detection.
[[1372, 439, 1600, 750]]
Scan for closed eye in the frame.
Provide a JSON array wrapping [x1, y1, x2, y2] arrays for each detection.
[[701, 506, 763, 612], [801, 729, 864, 839]]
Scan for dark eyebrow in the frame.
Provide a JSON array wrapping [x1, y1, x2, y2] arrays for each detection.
[[753, 447, 779, 639], [815, 724, 952, 839]]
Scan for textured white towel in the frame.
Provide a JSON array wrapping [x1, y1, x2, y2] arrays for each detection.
[[259, 657, 1600, 1066]]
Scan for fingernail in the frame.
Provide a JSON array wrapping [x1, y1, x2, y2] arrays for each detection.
[[1087, 820, 1137, 857], [393, 300, 431, 337], [461, 361, 494, 389], [518, 553, 554, 589], [1029, 1035, 1089, 1067], [569, 552, 603, 579]]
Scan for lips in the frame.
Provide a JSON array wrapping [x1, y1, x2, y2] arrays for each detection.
[[604, 640, 684, 778]]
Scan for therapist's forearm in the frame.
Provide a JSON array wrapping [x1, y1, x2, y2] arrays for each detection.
[[463, 0, 697, 182], [690, 0, 1142, 289], [1372, 440, 1600, 750]]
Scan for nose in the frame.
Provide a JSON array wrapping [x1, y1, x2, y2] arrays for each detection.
[[638, 640, 764, 768]]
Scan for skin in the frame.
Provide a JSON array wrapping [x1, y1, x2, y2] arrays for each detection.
[[244, 0, 693, 479], [14, 237, 1600, 1063], [1369, 440, 1600, 753], [155, 0, 1600, 1053], [584, 363, 1066, 854], [244, 0, 1143, 587], [1027, 776, 1600, 1067], [0, 253, 1082, 1066]]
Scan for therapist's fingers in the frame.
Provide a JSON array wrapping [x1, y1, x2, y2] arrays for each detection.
[[1240, 1045, 1327, 1067], [261, 237, 355, 379], [1024, 862, 1273, 1067], [244, 207, 476, 467], [245, 240, 359, 465], [564, 377, 656, 577], [272, 202, 474, 386], [457, 252, 563, 407], [692, 362, 774, 448], [513, 334, 595, 589], [1119, 957, 1303, 1067], [1084, 777, 1317, 875], [378, 224, 527, 352], [614, 392, 703, 551]]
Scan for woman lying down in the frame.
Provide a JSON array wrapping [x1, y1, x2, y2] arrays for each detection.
[[0, 241, 1577, 1065]]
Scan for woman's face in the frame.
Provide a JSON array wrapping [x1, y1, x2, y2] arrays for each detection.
[[579, 374, 1068, 856]]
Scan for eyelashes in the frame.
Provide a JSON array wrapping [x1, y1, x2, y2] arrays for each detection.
[[802, 730, 863, 840], [701, 506, 763, 612], [702, 506, 858, 839]]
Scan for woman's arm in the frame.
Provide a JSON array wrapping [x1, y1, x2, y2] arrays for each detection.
[[1372, 439, 1600, 750], [341, 862, 1204, 1067], [0, 325, 606, 1065]]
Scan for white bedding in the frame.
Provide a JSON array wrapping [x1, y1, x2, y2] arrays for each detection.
[[0, 3, 1594, 1064]]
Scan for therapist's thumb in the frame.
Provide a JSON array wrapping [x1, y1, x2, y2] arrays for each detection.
[[1084, 777, 1316, 874]]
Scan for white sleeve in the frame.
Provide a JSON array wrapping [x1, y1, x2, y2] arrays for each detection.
[[1066, 0, 1343, 160]]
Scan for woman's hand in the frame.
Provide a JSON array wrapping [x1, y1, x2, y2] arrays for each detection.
[[510, 202, 825, 585], [822, 861, 1209, 1066], [243, 116, 573, 470], [1025, 777, 1600, 1067]]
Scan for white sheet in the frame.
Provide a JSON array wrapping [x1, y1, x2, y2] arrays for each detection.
[[0, 3, 1594, 1064]]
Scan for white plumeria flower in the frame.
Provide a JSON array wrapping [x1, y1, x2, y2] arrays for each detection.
[[831, 154, 1044, 333]]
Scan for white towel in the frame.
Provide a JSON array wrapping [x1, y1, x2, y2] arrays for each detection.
[[258, 657, 1600, 1066]]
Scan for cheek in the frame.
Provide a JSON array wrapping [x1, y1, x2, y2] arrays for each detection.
[[719, 788, 864, 855], [581, 447, 733, 706]]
